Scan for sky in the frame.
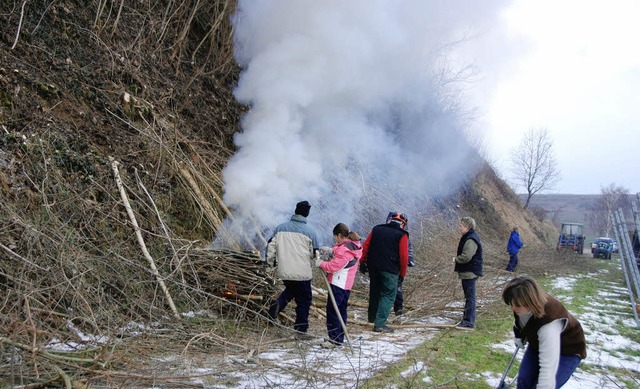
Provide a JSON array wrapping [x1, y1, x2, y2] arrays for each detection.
[[219, 0, 639, 244], [474, 0, 640, 195]]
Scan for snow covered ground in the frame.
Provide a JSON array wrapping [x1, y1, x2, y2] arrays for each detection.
[[182, 268, 639, 388]]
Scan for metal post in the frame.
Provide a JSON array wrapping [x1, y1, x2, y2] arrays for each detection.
[[616, 209, 640, 292], [612, 211, 640, 327]]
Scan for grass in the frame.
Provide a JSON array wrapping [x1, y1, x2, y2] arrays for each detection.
[[360, 301, 515, 388], [362, 257, 640, 388]]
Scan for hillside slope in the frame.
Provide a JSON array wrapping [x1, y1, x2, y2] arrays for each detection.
[[0, 1, 558, 385]]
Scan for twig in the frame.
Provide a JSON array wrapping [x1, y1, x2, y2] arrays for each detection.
[[350, 318, 456, 329], [111, 0, 125, 36], [110, 157, 181, 321], [11, 0, 28, 50], [0, 336, 104, 366], [1, 243, 50, 271], [135, 168, 176, 256], [52, 365, 73, 389]]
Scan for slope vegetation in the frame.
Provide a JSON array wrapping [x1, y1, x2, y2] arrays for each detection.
[[0, 1, 558, 386]]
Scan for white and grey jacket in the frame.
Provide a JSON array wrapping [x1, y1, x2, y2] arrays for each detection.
[[267, 214, 320, 281]]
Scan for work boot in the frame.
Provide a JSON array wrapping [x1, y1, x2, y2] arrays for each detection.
[[455, 321, 475, 330], [294, 331, 314, 340], [373, 325, 395, 333]]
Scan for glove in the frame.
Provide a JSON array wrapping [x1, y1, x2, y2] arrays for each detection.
[[314, 258, 324, 267], [514, 337, 526, 348], [359, 262, 368, 274], [452, 256, 457, 263], [319, 246, 333, 260]]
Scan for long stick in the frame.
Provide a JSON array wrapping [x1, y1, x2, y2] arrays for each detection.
[[320, 269, 354, 354], [110, 158, 181, 321], [497, 346, 520, 389]]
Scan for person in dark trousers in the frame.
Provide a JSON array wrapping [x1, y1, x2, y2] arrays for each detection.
[[502, 276, 586, 388], [266, 201, 320, 338], [385, 212, 415, 316], [316, 223, 362, 348], [632, 229, 640, 258], [453, 216, 482, 329], [632, 229, 640, 272], [506, 227, 524, 272], [360, 212, 409, 333]]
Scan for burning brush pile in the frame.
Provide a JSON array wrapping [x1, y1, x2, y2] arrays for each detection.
[[189, 248, 278, 308]]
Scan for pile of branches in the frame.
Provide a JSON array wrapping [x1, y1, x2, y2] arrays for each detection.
[[187, 248, 278, 305]]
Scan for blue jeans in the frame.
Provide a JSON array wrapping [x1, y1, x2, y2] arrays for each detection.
[[506, 253, 519, 272], [275, 280, 312, 333], [461, 278, 477, 326], [517, 345, 582, 388]]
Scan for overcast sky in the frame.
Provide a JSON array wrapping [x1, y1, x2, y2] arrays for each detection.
[[474, 0, 640, 195]]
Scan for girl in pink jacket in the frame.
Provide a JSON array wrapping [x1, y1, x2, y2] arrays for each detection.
[[318, 223, 363, 347]]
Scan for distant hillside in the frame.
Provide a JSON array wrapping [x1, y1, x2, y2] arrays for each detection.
[[521, 194, 600, 238]]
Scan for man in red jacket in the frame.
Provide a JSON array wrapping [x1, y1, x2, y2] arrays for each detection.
[[360, 212, 409, 333]]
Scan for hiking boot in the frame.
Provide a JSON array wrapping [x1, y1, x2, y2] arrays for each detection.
[[394, 308, 404, 316], [373, 325, 395, 333], [294, 331, 314, 340], [267, 301, 280, 320]]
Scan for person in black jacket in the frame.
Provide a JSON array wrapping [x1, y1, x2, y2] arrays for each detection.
[[385, 211, 415, 316], [360, 213, 410, 333], [453, 216, 482, 329]]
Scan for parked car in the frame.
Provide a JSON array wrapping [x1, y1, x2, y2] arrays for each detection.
[[592, 237, 612, 253], [592, 237, 613, 259]]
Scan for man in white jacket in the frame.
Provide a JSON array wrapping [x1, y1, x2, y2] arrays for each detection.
[[266, 201, 320, 338]]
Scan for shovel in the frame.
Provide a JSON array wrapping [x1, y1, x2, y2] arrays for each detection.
[[496, 346, 520, 389]]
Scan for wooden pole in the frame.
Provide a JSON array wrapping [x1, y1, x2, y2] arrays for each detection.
[[110, 158, 181, 321]]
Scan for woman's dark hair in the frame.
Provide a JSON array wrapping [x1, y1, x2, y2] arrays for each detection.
[[333, 223, 360, 241], [502, 276, 548, 318], [333, 223, 350, 237]]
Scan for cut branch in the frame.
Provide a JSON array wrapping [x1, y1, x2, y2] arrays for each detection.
[[110, 157, 181, 321]]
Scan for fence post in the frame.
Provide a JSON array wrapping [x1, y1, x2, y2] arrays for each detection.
[[612, 210, 640, 327]]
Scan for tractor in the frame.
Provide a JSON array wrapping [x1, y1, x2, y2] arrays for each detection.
[[557, 223, 586, 254]]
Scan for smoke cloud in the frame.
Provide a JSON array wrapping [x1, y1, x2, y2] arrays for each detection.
[[220, 0, 512, 248]]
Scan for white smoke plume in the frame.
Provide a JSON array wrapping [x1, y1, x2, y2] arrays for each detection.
[[219, 0, 512, 248]]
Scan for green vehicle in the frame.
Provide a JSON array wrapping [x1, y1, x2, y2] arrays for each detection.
[[557, 223, 586, 254]]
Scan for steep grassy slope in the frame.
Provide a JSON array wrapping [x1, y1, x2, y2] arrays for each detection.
[[0, 1, 558, 385]]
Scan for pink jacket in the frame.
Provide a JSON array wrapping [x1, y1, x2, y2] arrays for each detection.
[[320, 239, 362, 290]]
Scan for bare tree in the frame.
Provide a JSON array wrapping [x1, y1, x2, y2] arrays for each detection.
[[586, 183, 630, 237], [511, 127, 561, 209]]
